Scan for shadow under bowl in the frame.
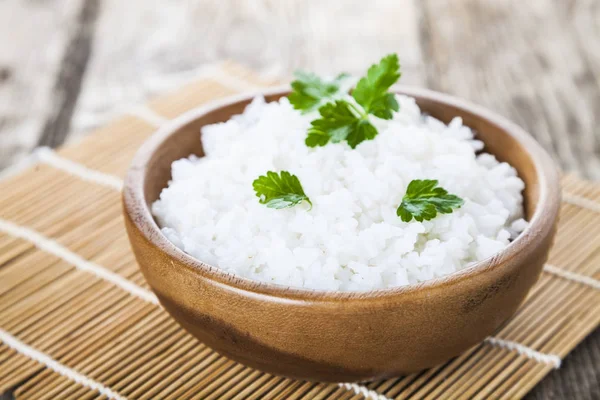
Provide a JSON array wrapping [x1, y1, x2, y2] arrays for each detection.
[[122, 86, 561, 382]]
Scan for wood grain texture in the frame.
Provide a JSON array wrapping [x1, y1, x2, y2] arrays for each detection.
[[420, 0, 600, 180], [69, 0, 424, 135], [0, 0, 599, 398], [37, 0, 100, 148], [3, 0, 599, 176], [0, 0, 86, 169]]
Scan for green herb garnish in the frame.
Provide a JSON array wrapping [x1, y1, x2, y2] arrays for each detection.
[[288, 71, 349, 113], [397, 179, 464, 222], [352, 53, 401, 119], [253, 171, 312, 209], [304, 54, 401, 149]]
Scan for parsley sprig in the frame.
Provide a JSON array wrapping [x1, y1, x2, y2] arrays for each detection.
[[303, 54, 401, 149], [252, 171, 312, 209], [288, 72, 349, 113], [396, 180, 464, 222]]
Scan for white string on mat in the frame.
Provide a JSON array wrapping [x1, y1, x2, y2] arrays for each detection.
[[562, 192, 600, 214], [34, 147, 124, 191], [543, 264, 600, 290], [0, 218, 158, 305], [70, 62, 273, 133], [124, 68, 265, 126], [0, 152, 42, 182], [0, 329, 127, 400], [144, 62, 265, 94], [210, 68, 265, 92], [144, 63, 225, 92], [484, 337, 561, 368], [125, 105, 169, 128], [338, 382, 392, 400]]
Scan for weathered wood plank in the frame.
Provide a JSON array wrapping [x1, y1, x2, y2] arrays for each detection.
[[70, 0, 424, 135], [420, 0, 600, 180], [0, 0, 86, 169], [37, 0, 100, 148], [2, 0, 598, 179]]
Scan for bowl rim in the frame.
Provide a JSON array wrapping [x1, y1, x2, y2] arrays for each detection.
[[123, 85, 561, 301]]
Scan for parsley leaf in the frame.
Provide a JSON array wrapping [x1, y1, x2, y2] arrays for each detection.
[[305, 100, 377, 149], [253, 171, 312, 209], [306, 101, 357, 147], [288, 71, 349, 113], [396, 179, 464, 222], [346, 119, 378, 149], [352, 54, 401, 119]]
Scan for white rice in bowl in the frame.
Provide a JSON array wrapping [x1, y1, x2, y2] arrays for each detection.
[[152, 94, 527, 291]]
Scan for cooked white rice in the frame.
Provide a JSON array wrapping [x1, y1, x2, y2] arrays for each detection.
[[152, 94, 527, 291]]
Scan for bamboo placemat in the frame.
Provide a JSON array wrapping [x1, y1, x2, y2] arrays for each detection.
[[1, 61, 599, 400]]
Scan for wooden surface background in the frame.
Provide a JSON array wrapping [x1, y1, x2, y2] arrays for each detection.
[[0, 0, 598, 398]]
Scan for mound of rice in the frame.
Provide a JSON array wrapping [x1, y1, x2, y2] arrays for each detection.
[[152, 94, 527, 291]]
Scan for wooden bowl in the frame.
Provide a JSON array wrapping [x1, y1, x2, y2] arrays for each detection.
[[123, 87, 560, 382]]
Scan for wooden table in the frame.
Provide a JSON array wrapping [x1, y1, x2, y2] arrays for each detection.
[[0, 0, 598, 398]]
